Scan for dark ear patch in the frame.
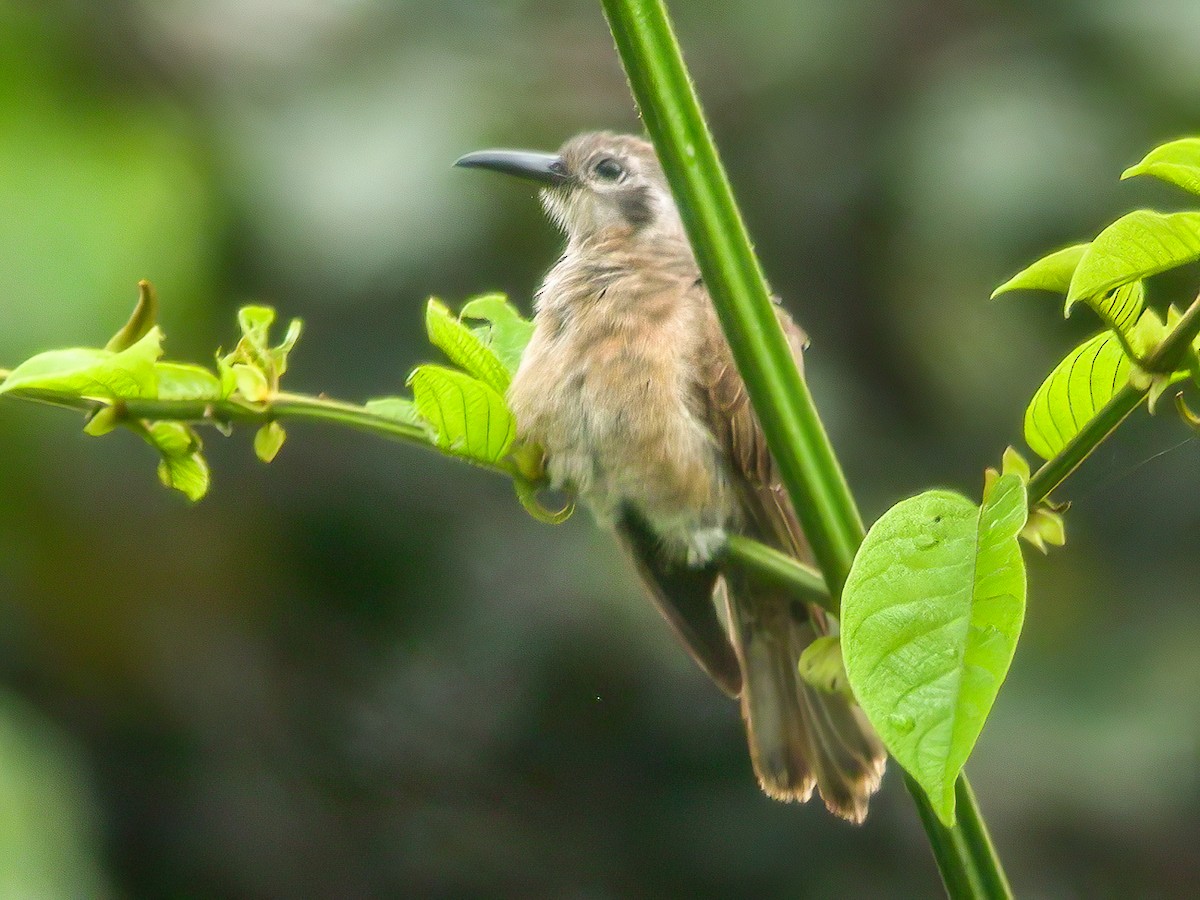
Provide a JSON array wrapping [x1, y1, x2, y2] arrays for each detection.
[[618, 186, 654, 228]]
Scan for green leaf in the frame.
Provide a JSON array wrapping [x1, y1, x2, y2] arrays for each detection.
[[82, 406, 120, 437], [1121, 137, 1200, 195], [237, 305, 276, 357], [425, 298, 511, 393], [459, 293, 536, 374], [1067, 210, 1200, 304], [138, 421, 209, 501], [105, 280, 159, 352], [991, 243, 1088, 298], [363, 396, 425, 428], [797, 635, 849, 695], [156, 452, 209, 502], [1065, 280, 1144, 336], [0, 328, 162, 400], [154, 363, 223, 401], [1021, 506, 1066, 554], [842, 475, 1028, 827], [232, 364, 270, 402], [268, 318, 303, 377], [253, 421, 286, 463], [1024, 332, 1131, 460], [408, 364, 515, 464], [143, 420, 195, 457]]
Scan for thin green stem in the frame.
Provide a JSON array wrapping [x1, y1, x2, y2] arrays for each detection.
[[721, 534, 834, 616], [1, 385, 511, 477], [599, 1, 1008, 895], [601, 0, 862, 599], [1029, 293, 1200, 505], [907, 773, 1012, 899]]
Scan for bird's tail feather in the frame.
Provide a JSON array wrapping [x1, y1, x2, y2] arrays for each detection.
[[723, 578, 885, 823]]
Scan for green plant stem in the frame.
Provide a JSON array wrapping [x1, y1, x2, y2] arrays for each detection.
[[721, 535, 834, 615], [599, 1, 1009, 896], [601, 0, 862, 599], [1028, 293, 1200, 505], [2, 386, 511, 478], [907, 772, 1012, 899]]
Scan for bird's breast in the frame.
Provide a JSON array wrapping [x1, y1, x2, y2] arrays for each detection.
[[507, 285, 734, 549]]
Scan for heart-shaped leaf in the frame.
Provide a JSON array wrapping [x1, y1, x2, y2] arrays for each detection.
[[841, 475, 1028, 826]]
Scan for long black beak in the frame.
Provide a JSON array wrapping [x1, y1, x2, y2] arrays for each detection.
[[454, 149, 569, 185]]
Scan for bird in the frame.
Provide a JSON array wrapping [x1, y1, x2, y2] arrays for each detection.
[[455, 131, 885, 821]]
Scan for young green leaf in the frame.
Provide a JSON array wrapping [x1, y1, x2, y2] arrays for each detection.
[[841, 475, 1028, 827], [991, 243, 1088, 298], [1067, 210, 1200, 304], [270, 318, 303, 376], [156, 452, 210, 502], [797, 634, 849, 695], [237, 306, 276, 359], [363, 397, 426, 428], [232, 364, 270, 402], [1065, 280, 1144, 336], [1121, 137, 1200, 195], [0, 328, 163, 400], [1021, 506, 1066, 554], [105, 280, 159, 352], [1024, 332, 1131, 460], [138, 421, 209, 501], [254, 421, 286, 463], [408, 364, 516, 464], [459, 293, 536, 374], [425, 299, 511, 393], [154, 363, 224, 401]]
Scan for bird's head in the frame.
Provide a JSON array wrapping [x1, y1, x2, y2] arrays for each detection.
[[455, 132, 681, 244]]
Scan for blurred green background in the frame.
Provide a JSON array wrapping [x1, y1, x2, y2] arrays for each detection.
[[1, 0, 1199, 896]]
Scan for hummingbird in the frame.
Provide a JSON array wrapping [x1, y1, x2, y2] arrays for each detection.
[[456, 132, 885, 821]]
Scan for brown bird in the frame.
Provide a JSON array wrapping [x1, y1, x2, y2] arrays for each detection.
[[456, 132, 885, 821]]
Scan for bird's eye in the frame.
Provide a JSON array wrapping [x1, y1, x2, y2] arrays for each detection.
[[593, 157, 624, 181]]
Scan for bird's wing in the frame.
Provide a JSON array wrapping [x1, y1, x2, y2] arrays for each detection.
[[699, 296, 814, 564], [697, 293, 887, 820]]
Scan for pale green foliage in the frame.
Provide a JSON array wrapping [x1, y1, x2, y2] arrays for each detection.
[[141, 421, 209, 502], [408, 365, 516, 463], [1067, 210, 1200, 304], [841, 475, 1027, 826], [460, 293, 535, 374], [1121, 137, 1200, 195], [363, 397, 425, 427], [1023, 332, 1131, 459], [254, 422, 287, 463], [154, 363, 224, 401], [796, 634, 849, 695], [993, 246, 1143, 337], [218, 305, 303, 400], [0, 328, 163, 400], [990, 243, 1087, 298], [425, 299, 512, 394], [1078, 280, 1144, 336], [0, 288, 543, 506]]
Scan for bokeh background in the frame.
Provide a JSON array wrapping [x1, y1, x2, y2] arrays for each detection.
[[2, 0, 1199, 896]]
